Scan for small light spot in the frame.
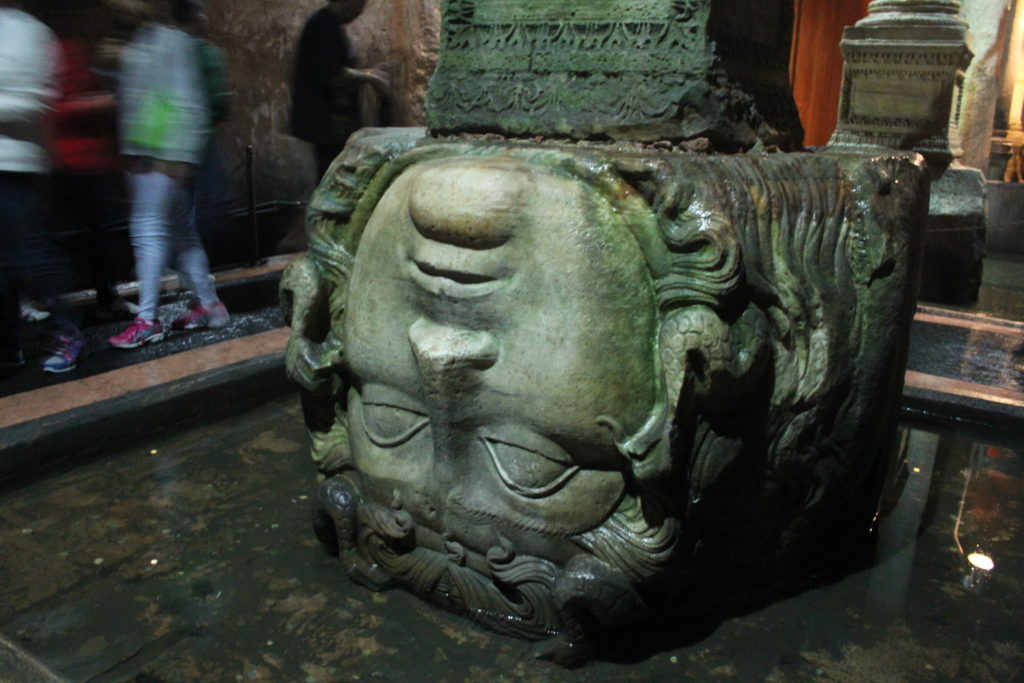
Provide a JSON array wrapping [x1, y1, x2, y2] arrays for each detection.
[[968, 552, 994, 571], [93, 557, 104, 565], [670, 656, 678, 664], [150, 559, 159, 566], [150, 449, 158, 455], [266, 640, 274, 646], [21, 528, 32, 534], [912, 467, 921, 473]]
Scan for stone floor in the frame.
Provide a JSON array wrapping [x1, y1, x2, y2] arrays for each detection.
[[0, 397, 1022, 682]]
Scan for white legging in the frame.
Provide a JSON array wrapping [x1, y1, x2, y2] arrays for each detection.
[[129, 170, 217, 321]]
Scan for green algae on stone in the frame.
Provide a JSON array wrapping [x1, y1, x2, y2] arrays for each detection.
[[283, 130, 928, 662], [425, 0, 802, 149]]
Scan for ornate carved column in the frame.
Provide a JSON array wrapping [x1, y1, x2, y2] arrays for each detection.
[[830, 0, 987, 304], [830, 0, 971, 163], [957, 0, 1013, 177], [983, 1, 1024, 255], [425, 0, 803, 151], [990, 0, 1024, 179]]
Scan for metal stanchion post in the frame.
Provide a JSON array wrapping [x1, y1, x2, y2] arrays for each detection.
[[246, 145, 260, 266]]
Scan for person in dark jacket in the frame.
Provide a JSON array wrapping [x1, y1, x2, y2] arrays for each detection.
[[289, 0, 387, 180]]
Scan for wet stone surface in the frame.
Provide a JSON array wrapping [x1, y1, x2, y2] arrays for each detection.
[[972, 256, 1024, 322], [1, 274, 285, 401], [0, 397, 1022, 682], [907, 320, 1024, 392]]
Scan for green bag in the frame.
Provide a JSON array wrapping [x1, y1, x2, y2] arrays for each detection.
[[126, 89, 175, 150]]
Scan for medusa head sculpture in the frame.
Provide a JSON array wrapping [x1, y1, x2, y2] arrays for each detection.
[[281, 129, 926, 662]]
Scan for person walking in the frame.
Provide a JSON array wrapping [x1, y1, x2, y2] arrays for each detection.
[[0, 0, 58, 376], [109, 0, 228, 350], [289, 0, 387, 180], [49, 11, 139, 324]]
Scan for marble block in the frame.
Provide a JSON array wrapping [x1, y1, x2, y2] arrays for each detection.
[[282, 128, 928, 662]]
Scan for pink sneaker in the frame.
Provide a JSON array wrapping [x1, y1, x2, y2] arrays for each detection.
[[172, 300, 230, 330], [108, 317, 165, 349]]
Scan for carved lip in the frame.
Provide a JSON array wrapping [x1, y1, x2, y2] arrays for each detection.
[[407, 258, 506, 299]]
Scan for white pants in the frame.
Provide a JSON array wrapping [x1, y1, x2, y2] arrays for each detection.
[[129, 170, 217, 321]]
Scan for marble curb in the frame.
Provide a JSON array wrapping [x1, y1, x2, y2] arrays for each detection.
[[900, 385, 1024, 449], [0, 352, 292, 489]]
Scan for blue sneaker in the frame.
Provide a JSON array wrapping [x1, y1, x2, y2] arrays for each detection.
[[41, 334, 85, 374]]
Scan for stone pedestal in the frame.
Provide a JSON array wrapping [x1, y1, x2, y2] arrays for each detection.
[[986, 179, 1024, 254], [829, 0, 987, 304], [957, 0, 1012, 175], [918, 164, 987, 303]]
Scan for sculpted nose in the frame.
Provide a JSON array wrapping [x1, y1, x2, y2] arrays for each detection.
[[408, 160, 529, 250], [409, 317, 498, 404]]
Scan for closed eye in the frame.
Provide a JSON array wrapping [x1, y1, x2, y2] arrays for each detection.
[[414, 259, 496, 285], [361, 402, 430, 448], [481, 435, 580, 499]]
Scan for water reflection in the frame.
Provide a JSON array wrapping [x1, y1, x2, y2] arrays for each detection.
[[873, 428, 1022, 609], [869, 430, 939, 619], [953, 442, 1023, 594], [1, 405, 1022, 680]]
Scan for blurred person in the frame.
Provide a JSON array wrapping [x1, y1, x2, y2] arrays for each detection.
[[93, 0, 152, 79], [184, 0, 236, 245], [49, 7, 139, 323], [289, 0, 388, 180], [109, 0, 229, 350], [0, 0, 58, 376], [25, 4, 140, 374], [19, 296, 50, 322]]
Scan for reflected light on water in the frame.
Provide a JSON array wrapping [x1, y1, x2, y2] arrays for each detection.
[[964, 551, 995, 592], [953, 449, 997, 593], [967, 552, 995, 571], [952, 462, 973, 558]]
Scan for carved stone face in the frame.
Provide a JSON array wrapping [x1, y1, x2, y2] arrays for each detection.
[[284, 132, 924, 663], [343, 156, 660, 561]]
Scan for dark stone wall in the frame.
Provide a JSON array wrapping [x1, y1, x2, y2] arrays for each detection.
[[52, 0, 441, 203], [204, 0, 440, 203]]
